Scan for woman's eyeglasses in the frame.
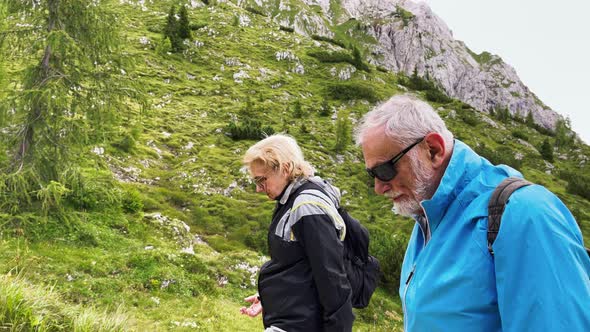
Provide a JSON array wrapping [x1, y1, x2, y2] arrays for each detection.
[[253, 176, 267, 187], [365, 137, 425, 182]]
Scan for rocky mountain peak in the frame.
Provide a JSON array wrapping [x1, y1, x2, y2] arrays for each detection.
[[254, 0, 561, 129]]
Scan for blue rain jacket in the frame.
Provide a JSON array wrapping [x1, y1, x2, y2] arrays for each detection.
[[400, 140, 590, 332]]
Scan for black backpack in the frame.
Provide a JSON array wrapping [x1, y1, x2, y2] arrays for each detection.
[[487, 177, 590, 257], [338, 206, 380, 309], [298, 182, 380, 309]]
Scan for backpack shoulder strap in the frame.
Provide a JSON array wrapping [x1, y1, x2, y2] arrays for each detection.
[[487, 177, 532, 255], [290, 181, 346, 241]]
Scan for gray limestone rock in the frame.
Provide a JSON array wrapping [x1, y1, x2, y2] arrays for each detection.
[[242, 0, 562, 130]]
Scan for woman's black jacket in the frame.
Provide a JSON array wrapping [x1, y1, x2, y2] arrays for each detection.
[[258, 177, 354, 332]]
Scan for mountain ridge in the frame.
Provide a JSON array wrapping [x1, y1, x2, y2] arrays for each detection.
[[232, 0, 563, 132]]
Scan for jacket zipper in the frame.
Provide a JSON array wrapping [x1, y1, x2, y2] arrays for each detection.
[[404, 205, 428, 330], [403, 264, 416, 332], [418, 202, 432, 244]]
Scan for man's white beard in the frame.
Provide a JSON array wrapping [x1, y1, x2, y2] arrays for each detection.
[[389, 155, 434, 217]]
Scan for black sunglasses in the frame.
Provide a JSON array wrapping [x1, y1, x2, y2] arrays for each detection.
[[366, 137, 425, 182]]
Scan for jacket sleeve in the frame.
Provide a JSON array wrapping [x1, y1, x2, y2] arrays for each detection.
[[292, 212, 354, 332], [493, 185, 590, 332]]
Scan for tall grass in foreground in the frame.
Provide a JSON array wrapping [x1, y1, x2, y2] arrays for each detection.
[[0, 274, 132, 331]]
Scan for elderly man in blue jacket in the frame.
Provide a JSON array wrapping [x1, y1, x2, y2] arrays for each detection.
[[354, 94, 590, 331]]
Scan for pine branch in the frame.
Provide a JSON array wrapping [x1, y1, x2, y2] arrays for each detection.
[[0, 27, 42, 35]]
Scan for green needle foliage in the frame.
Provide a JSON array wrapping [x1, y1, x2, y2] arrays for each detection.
[[0, 0, 144, 213], [178, 5, 192, 40], [540, 138, 554, 162]]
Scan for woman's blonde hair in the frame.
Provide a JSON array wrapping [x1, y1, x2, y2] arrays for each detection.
[[243, 134, 314, 180]]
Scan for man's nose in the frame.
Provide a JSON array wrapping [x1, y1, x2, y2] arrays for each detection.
[[374, 179, 390, 195]]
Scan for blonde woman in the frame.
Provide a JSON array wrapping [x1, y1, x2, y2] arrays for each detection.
[[240, 134, 353, 332]]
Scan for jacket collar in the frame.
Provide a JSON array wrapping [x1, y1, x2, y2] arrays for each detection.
[[278, 177, 306, 204], [419, 140, 484, 235]]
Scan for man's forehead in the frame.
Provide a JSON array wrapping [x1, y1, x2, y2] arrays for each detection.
[[362, 136, 403, 166], [362, 128, 402, 151]]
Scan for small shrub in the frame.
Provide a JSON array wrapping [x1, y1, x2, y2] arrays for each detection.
[[67, 172, 122, 211], [512, 113, 525, 124], [511, 130, 529, 141], [319, 100, 331, 116], [376, 66, 388, 73], [351, 46, 370, 72], [424, 88, 452, 104], [327, 83, 379, 102], [112, 133, 136, 153], [394, 5, 415, 26], [532, 123, 555, 136], [76, 226, 100, 247], [311, 35, 347, 48], [494, 107, 511, 123], [461, 102, 474, 110], [293, 100, 303, 118], [559, 171, 590, 200], [308, 48, 370, 71], [245, 6, 266, 16], [146, 24, 162, 33], [122, 188, 143, 213], [36, 181, 70, 215], [299, 123, 309, 134], [539, 139, 554, 162], [307, 50, 353, 64], [459, 111, 479, 126], [155, 37, 172, 55], [399, 69, 435, 91], [525, 111, 535, 127], [190, 22, 207, 30], [226, 119, 274, 140], [554, 118, 574, 148]]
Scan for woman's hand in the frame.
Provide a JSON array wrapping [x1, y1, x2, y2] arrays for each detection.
[[240, 294, 262, 317]]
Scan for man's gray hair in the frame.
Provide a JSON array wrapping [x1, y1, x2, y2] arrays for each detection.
[[354, 94, 453, 147]]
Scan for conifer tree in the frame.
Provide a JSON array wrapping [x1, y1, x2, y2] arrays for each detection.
[[164, 5, 182, 52], [525, 111, 535, 127], [540, 138, 554, 162], [554, 118, 573, 148], [334, 111, 351, 152], [495, 107, 511, 123], [352, 46, 362, 68], [178, 5, 191, 40], [319, 99, 331, 116], [293, 100, 303, 118], [0, 0, 144, 211]]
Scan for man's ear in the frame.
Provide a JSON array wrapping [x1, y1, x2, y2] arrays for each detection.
[[424, 133, 446, 169]]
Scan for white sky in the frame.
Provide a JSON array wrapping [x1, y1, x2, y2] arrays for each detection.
[[422, 0, 590, 144]]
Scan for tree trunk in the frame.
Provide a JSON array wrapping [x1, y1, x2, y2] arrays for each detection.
[[14, 0, 59, 170]]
